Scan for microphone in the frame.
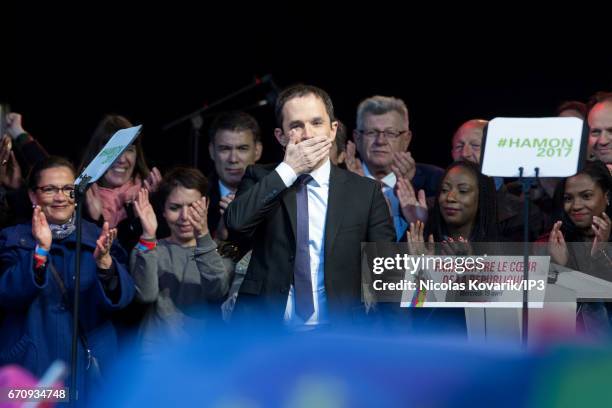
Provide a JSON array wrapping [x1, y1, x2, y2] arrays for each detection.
[[240, 98, 271, 111], [240, 75, 279, 110]]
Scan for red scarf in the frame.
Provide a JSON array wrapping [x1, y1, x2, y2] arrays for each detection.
[[95, 177, 142, 227]]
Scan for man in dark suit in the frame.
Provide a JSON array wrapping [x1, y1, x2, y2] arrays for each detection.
[[207, 111, 262, 240], [345, 95, 444, 241], [225, 85, 395, 329]]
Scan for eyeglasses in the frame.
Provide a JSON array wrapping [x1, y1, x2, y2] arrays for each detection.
[[358, 129, 408, 139], [35, 185, 76, 197]]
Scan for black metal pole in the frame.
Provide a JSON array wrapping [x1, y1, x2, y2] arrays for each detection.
[[70, 175, 90, 404], [190, 115, 203, 168], [521, 168, 529, 347], [162, 75, 271, 132], [519, 167, 539, 347]]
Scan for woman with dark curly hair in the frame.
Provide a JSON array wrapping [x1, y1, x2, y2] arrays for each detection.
[[539, 160, 612, 336], [422, 160, 499, 243], [404, 160, 500, 335]]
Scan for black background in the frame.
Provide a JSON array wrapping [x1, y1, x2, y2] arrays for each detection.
[[4, 7, 611, 174]]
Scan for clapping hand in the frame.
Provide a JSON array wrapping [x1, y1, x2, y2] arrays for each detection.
[[143, 167, 162, 192], [591, 212, 611, 257], [396, 177, 427, 224], [133, 188, 158, 239], [94, 222, 117, 269], [32, 205, 52, 251], [406, 220, 434, 256], [548, 221, 568, 266], [345, 141, 365, 176]]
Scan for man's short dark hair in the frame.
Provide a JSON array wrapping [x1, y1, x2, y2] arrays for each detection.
[[274, 84, 335, 129], [208, 111, 261, 144]]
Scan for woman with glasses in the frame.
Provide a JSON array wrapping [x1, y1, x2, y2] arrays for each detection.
[[0, 156, 135, 404]]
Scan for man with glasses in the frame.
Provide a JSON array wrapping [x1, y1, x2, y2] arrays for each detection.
[[348, 95, 443, 240]]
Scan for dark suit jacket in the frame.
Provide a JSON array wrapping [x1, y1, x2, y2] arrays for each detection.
[[225, 163, 395, 322], [413, 162, 444, 198], [206, 171, 222, 238]]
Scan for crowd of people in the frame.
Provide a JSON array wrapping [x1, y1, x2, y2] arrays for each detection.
[[1, 85, 612, 403]]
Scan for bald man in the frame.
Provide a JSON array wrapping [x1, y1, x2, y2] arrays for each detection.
[[450, 119, 547, 241], [451, 119, 508, 191], [451, 119, 488, 164], [588, 93, 612, 172]]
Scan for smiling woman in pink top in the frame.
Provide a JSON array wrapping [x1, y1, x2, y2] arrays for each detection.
[[79, 114, 162, 251]]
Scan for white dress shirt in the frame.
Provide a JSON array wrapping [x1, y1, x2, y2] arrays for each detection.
[[275, 159, 330, 328]]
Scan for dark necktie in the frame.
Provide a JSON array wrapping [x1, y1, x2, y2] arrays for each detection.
[[294, 173, 314, 321]]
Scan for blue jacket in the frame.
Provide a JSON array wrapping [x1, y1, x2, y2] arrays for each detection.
[[0, 220, 135, 400]]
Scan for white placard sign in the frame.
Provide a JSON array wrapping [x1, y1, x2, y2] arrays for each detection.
[[481, 117, 585, 178], [75, 125, 142, 185]]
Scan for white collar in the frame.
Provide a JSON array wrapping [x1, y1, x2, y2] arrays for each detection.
[[362, 162, 396, 188], [307, 158, 331, 187]]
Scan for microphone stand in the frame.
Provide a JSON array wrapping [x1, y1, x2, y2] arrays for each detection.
[[190, 115, 204, 168], [517, 166, 539, 348], [70, 174, 91, 405]]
